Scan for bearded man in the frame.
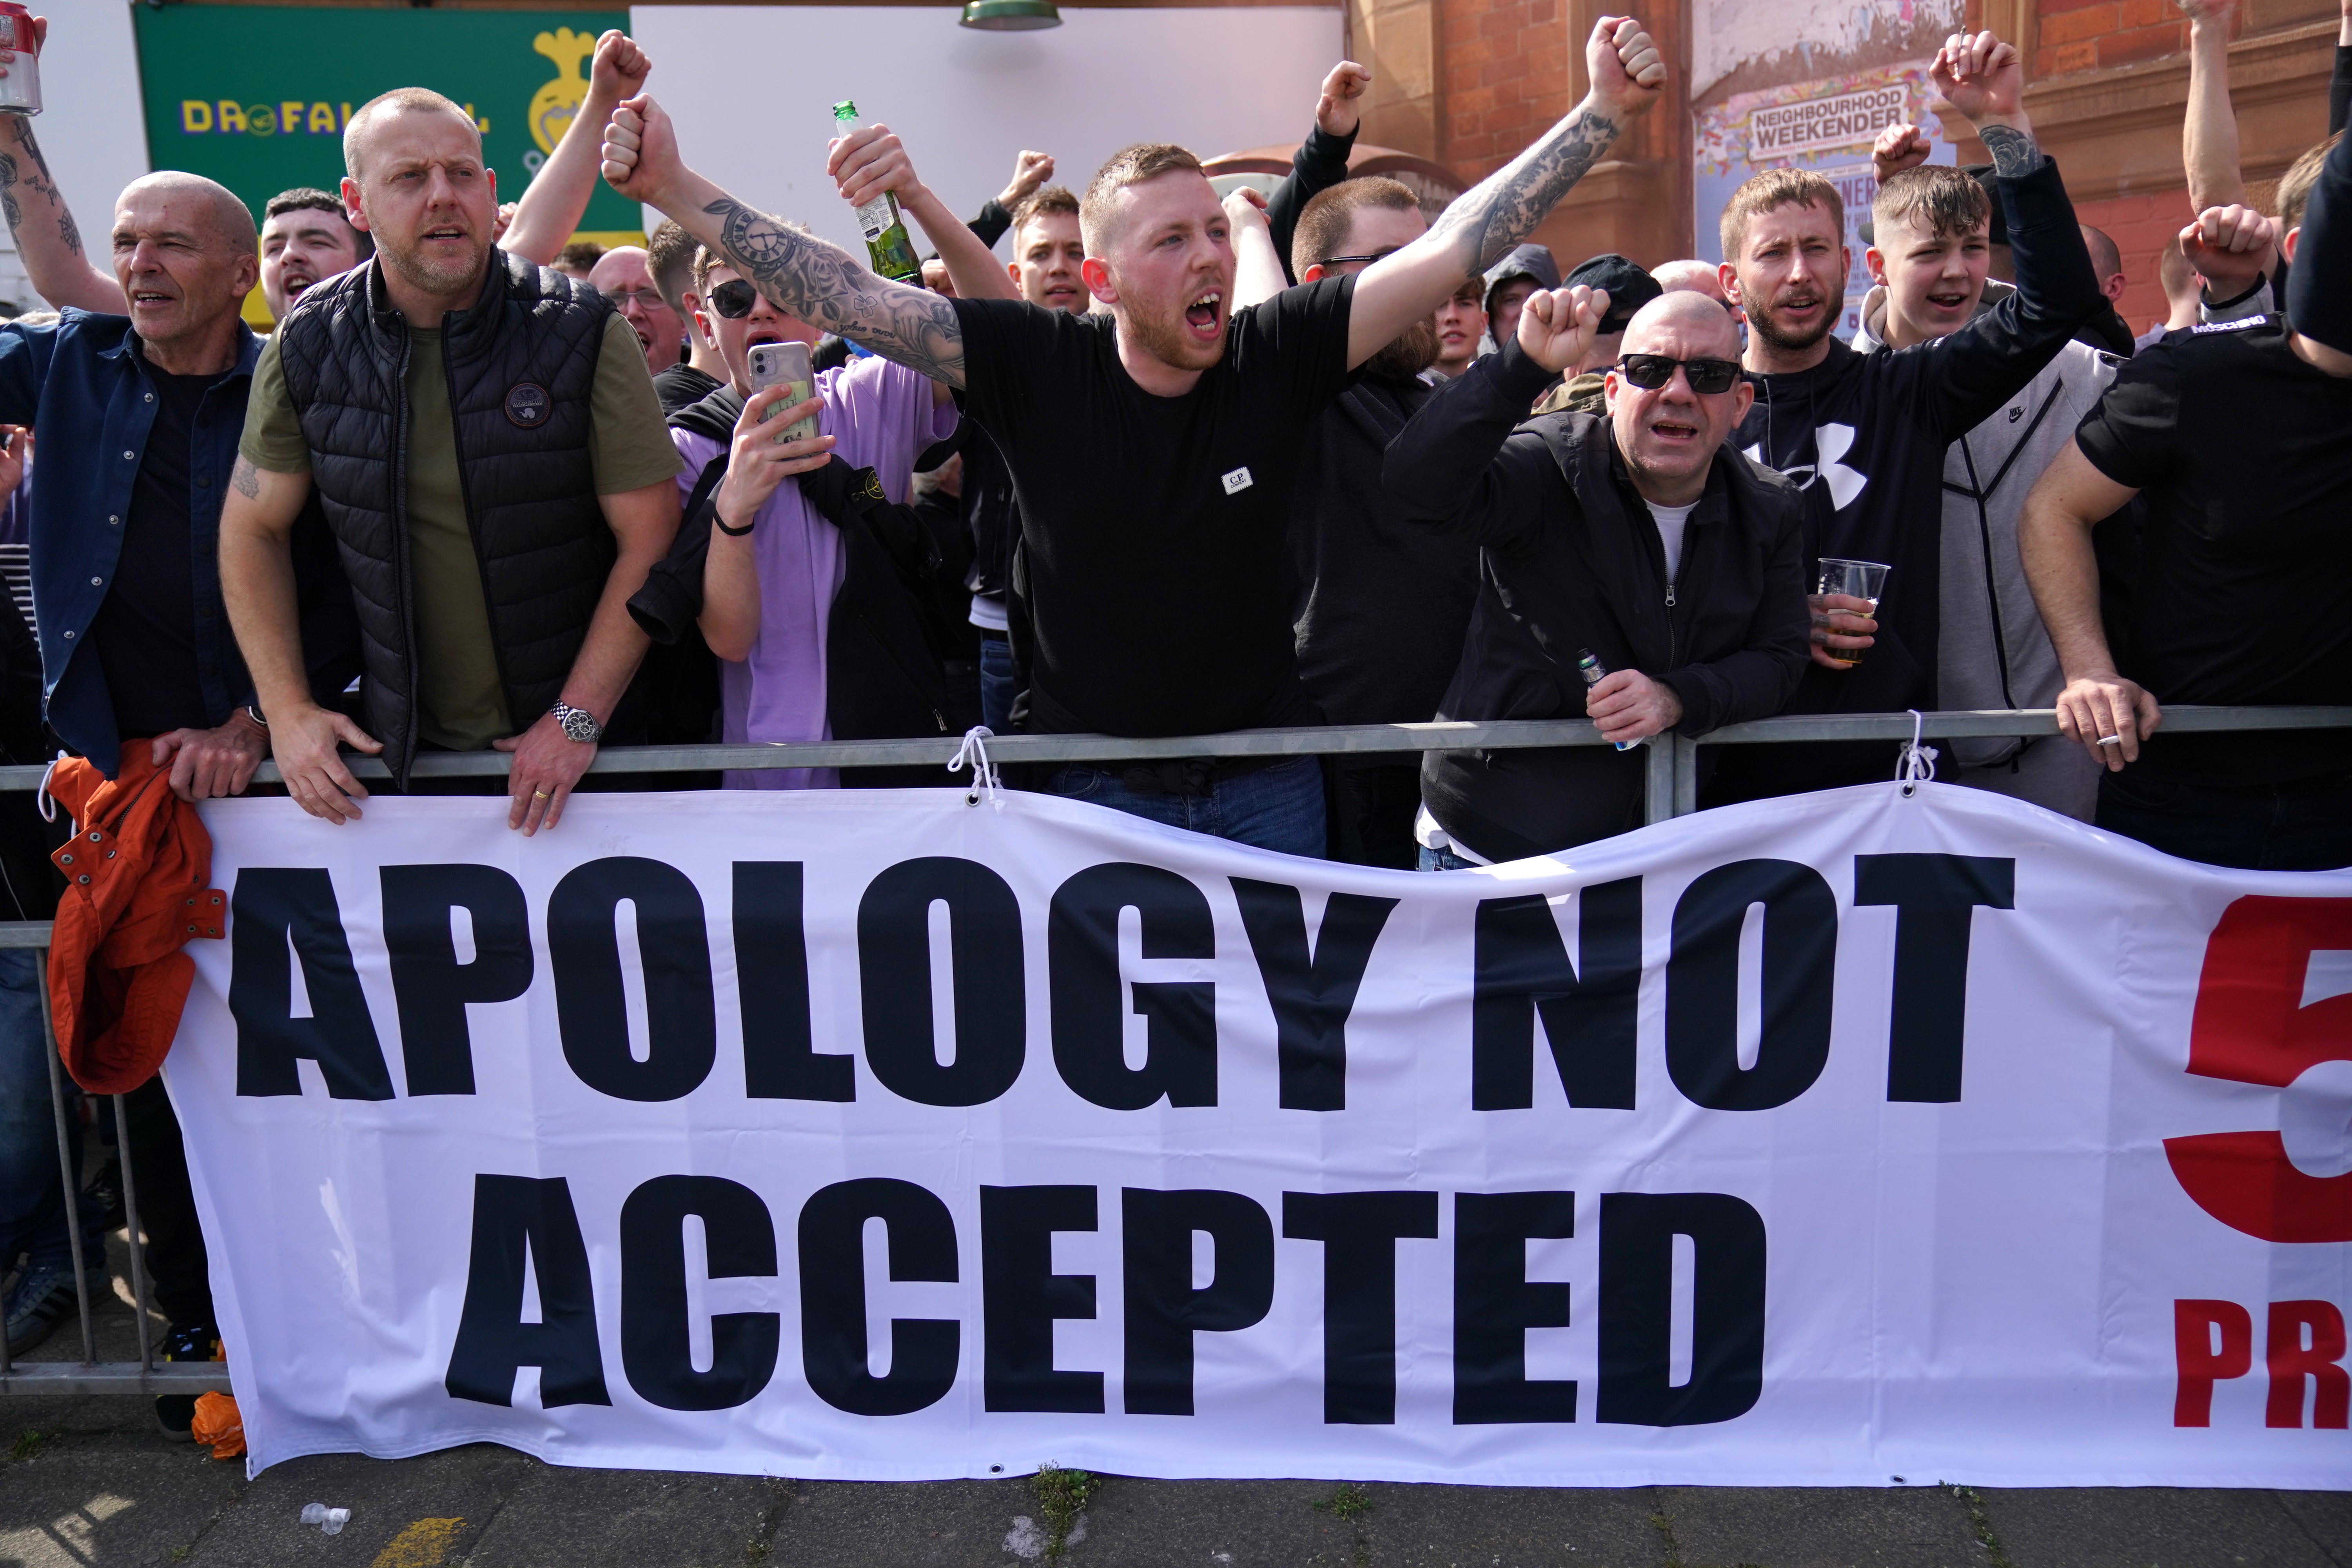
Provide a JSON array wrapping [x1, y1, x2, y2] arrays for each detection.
[[220, 86, 683, 837], [1708, 30, 2102, 803]]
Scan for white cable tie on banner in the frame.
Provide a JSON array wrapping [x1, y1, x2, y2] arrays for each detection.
[[35, 750, 62, 824], [1896, 709, 1938, 797], [949, 726, 1004, 810]]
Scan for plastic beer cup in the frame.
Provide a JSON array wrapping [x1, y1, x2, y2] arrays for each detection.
[[1816, 558, 1888, 668]]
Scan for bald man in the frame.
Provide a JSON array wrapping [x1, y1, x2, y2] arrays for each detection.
[[587, 243, 687, 376], [1650, 257, 1733, 305], [0, 159, 370, 1440], [223, 85, 682, 836], [1384, 288, 1809, 863]]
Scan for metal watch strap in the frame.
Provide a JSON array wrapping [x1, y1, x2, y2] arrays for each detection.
[[551, 702, 603, 744]]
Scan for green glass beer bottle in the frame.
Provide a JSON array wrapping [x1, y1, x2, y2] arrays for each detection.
[[831, 100, 922, 283]]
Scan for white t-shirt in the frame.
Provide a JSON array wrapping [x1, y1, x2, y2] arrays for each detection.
[[1644, 499, 1698, 585]]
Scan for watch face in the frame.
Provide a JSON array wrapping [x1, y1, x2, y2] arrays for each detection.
[[559, 707, 599, 743]]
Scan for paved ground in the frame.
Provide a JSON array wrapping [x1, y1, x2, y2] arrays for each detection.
[[3, 1240, 2346, 1568]]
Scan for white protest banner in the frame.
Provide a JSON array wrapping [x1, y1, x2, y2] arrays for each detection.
[[165, 782, 2352, 1487]]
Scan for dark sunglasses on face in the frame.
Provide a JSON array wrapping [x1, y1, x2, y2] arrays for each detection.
[[1314, 246, 1403, 269], [708, 278, 761, 319], [1617, 353, 1743, 395]]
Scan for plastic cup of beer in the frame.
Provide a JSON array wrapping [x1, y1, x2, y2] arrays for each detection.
[[1816, 558, 1888, 668]]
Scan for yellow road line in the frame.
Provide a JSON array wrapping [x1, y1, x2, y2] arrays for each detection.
[[370, 1517, 466, 1568]]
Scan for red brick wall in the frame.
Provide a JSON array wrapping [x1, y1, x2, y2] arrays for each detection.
[[2035, 0, 2198, 77], [2076, 188, 2196, 338], [1439, 0, 1573, 178]]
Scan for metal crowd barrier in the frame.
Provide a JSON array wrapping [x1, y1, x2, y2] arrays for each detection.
[[5, 704, 2347, 1399]]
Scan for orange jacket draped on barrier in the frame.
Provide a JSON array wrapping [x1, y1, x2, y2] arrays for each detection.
[[42, 750, 225, 1094]]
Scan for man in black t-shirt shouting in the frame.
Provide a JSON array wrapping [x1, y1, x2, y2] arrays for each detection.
[[2018, 124, 2352, 870], [600, 16, 1666, 855]]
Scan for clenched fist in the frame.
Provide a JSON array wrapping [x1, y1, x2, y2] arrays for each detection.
[[1587, 16, 1667, 119]]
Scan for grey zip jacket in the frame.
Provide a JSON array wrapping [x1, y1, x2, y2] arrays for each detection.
[[1855, 280, 2116, 807]]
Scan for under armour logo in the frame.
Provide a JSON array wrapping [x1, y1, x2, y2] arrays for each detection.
[[1749, 422, 1869, 510]]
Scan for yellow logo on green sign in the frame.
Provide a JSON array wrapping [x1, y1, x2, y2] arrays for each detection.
[[528, 27, 599, 156]]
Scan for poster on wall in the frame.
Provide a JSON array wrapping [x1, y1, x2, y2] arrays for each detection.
[[1690, 0, 1964, 341], [132, 5, 639, 324]]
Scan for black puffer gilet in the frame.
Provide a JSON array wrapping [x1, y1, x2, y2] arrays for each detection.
[[276, 250, 613, 786]]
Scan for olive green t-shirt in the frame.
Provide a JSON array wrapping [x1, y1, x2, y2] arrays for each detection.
[[241, 311, 681, 750]]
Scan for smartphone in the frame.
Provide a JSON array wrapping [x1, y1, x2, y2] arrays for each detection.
[[746, 341, 818, 445]]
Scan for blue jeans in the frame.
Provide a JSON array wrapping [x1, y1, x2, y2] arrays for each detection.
[[1045, 755, 1327, 857], [0, 949, 86, 1271], [978, 633, 1017, 736], [1416, 844, 1482, 871], [2098, 770, 2352, 871]]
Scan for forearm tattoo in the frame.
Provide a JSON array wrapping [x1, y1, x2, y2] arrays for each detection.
[[0, 125, 80, 255], [1426, 107, 1621, 272], [702, 197, 965, 387], [1978, 124, 2044, 180]]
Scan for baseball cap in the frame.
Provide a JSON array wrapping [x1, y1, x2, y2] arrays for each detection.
[[1564, 252, 1662, 335]]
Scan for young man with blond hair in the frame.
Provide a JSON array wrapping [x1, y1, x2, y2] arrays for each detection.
[[603, 16, 1668, 854], [1707, 30, 2102, 804], [1848, 152, 2115, 819]]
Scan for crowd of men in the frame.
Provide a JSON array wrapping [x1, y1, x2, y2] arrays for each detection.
[[0, 1, 2348, 1440]]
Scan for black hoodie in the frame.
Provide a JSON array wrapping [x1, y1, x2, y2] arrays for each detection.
[[1714, 154, 2103, 801]]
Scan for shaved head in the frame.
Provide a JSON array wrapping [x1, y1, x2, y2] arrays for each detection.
[[1622, 289, 1741, 359], [1605, 289, 1753, 506], [120, 171, 256, 254], [1651, 258, 1729, 304], [343, 87, 481, 181]]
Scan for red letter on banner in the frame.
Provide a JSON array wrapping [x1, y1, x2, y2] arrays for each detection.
[[2266, 1300, 2350, 1429], [2164, 897, 2352, 1242], [2174, 1299, 2252, 1426]]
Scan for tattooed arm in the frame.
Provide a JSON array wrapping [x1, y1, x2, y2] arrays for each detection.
[[0, 114, 123, 314], [601, 95, 967, 388], [1343, 15, 1662, 368]]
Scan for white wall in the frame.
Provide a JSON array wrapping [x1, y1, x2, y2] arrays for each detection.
[[0, 0, 147, 309], [626, 5, 1343, 261]]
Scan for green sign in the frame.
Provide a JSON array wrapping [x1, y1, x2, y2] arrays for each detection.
[[132, 5, 639, 237]]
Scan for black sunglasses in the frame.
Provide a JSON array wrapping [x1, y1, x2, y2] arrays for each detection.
[[1617, 353, 1743, 395], [707, 278, 761, 319], [1314, 246, 1403, 269]]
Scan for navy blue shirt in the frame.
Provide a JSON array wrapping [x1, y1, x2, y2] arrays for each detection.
[[0, 310, 260, 775]]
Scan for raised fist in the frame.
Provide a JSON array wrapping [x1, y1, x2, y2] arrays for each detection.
[[1317, 61, 1373, 138], [600, 96, 680, 207], [1518, 283, 1608, 374], [590, 29, 651, 102], [1931, 31, 2023, 125], [999, 149, 1055, 211], [1872, 123, 1933, 183], [2181, 203, 2277, 300], [1587, 16, 1667, 119]]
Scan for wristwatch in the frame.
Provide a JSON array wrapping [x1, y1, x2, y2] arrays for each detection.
[[550, 702, 603, 744]]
